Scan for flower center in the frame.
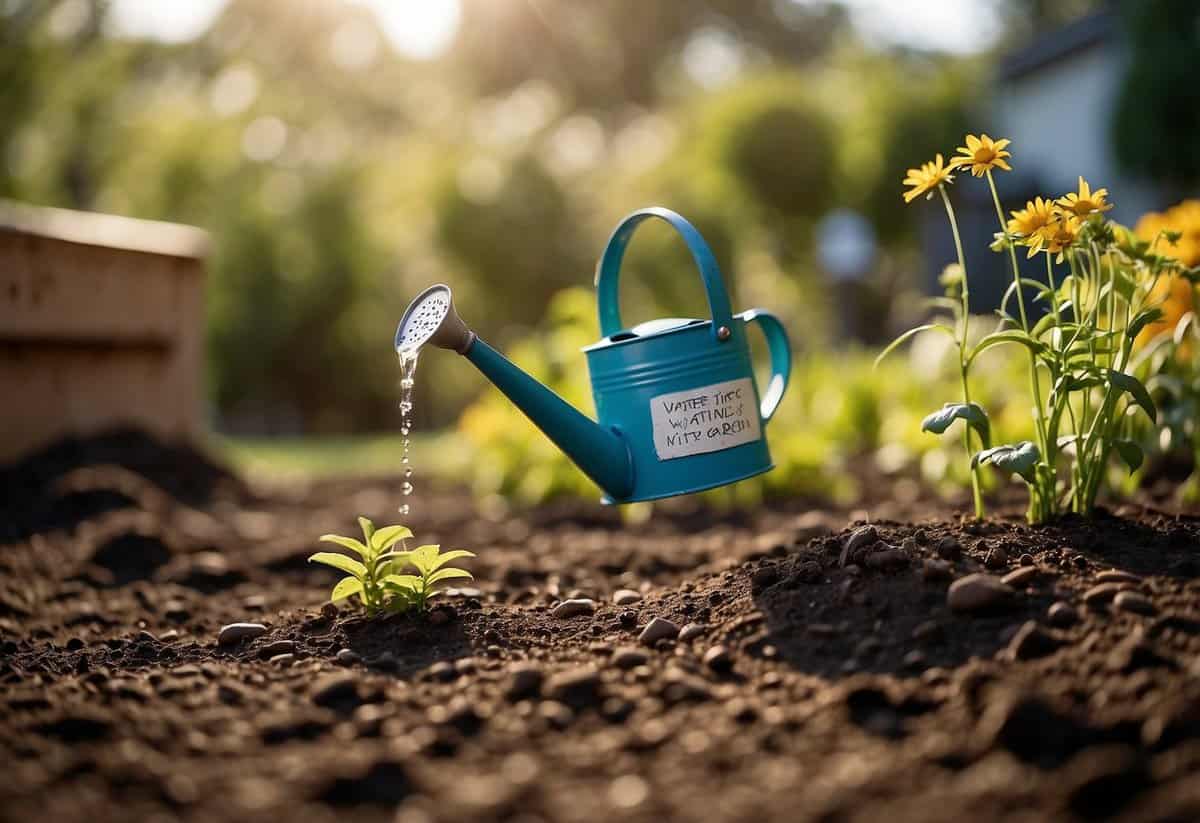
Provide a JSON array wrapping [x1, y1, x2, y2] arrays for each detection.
[[974, 148, 996, 163]]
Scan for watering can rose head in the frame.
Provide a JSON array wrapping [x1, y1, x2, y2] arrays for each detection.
[[395, 207, 792, 503]]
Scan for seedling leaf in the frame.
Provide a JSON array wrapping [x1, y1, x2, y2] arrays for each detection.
[[330, 576, 364, 602], [972, 441, 1040, 483], [308, 552, 368, 578], [1113, 439, 1144, 474], [427, 567, 474, 586], [1108, 370, 1156, 422], [319, 534, 369, 558], [921, 402, 991, 447], [371, 525, 413, 553]]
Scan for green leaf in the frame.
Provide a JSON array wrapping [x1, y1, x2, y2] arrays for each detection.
[[308, 552, 368, 579], [429, 549, 476, 572], [1030, 312, 1057, 339], [1125, 308, 1164, 341], [874, 324, 957, 368], [427, 567, 474, 586], [967, 331, 1045, 366], [330, 576, 364, 602], [408, 544, 441, 575], [1113, 439, 1144, 474], [1108, 370, 1156, 422], [319, 534, 369, 558], [357, 516, 375, 543], [972, 441, 1040, 483], [381, 574, 422, 591], [920, 402, 991, 447], [371, 525, 413, 553]]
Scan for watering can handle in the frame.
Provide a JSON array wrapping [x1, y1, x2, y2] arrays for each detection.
[[739, 309, 791, 423], [595, 207, 734, 341]]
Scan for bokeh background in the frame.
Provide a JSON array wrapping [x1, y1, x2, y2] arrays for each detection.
[[3, 0, 1196, 505]]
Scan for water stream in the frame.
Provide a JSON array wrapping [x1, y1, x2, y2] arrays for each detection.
[[397, 348, 419, 517]]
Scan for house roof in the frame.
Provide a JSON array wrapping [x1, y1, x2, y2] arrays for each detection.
[[998, 10, 1115, 82], [0, 199, 209, 259]]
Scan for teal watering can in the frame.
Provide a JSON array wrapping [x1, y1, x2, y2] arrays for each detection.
[[394, 207, 792, 503]]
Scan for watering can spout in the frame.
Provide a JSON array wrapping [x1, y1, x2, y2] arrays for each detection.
[[395, 285, 634, 501]]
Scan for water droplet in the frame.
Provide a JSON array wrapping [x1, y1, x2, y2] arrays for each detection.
[[398, 504, 410, 516], [402, 481, 413, 495]]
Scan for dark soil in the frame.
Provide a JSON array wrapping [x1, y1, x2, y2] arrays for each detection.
[[2, 430, 1199, 823]]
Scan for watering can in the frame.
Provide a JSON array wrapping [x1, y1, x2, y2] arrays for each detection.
[[394, 206, 792, 503]]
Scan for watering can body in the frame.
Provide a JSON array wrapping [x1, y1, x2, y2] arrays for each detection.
[[405, 207, 792, 504]]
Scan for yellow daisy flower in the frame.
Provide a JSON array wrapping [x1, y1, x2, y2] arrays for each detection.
[[1057, 177, 1113, 216], [1042, 215, 1081, 260], [902, 153, 954, 203], [949, 133, 1012, 177], [1007, 196, 1058, 258]]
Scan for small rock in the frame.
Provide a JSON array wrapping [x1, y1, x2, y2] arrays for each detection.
[[505, 665, 543, 700], [1001, 566, 1039, 587], [258, 640, 296, 659], [936, 536, 962, 561], [793, 560, 824, 583], [1097, 570, 1141, 585], [611, 647, 649, 669], [902, 650, 926, 670], [703, 645, 733, 672], [912, 620, 943, 644], [947, 574, 1013, 613], [678, 623, 705, 643], [321, 602, 338, 620], [544, 667, 601, 708], [1005, 621, 1062, 661], [164, 601, 190, 622], [612, 589, 642, 606], [551, 599, 596, 619], [922, 559, 953, 582], [311, 674, 360, 708], [840, 526, 878, 566], [1047, 602, 1078, 627], [618, 610, 638, 628], [638, 617, 680, 646], [217, 623, 268, 647], [335, 648, 360, 665], [985, 547, 1009, 570], [269, 653, 295, 666], [1083, 583, 1124, 606], [429, 661, 457, 682], [1018, 553, 1035, 566], [1113, 591, 1155, 615]]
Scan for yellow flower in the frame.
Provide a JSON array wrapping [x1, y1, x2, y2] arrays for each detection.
[[949, 133, 1012, 177], [1043, 215, 1081, 260], [1007, 196, 1058, 257], [1134, 199, 1200, 353], [902, 153, 954, 203], [1057, 177, 1113, 216]]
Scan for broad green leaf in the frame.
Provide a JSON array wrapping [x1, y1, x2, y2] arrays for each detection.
[[427, 567, 473, 586], [408, 544, 441, 574], [1113, 439, 1144, 474], [308, 552, 367, 578], [357, 516, 375, 543], [1108, 370, 1156, 422], [371, 525, 413, 553], [967, 331, 1045, 366], [382, 574, 422, 591], [429, 549, 476, 572], [874, 324, 957, 368], [330, 576, 364, 602], [319, 534, 369, 558], [1125, 308, 1164, 342], [972, 441, 1040, 483], [920, 403, 991, 448]]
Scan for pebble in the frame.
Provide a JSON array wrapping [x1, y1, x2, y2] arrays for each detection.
[[429, 661, 457, 682], [751, 565, 780, 590], [544, 667, 601, 707], [947, 574, 1013, 613], [984, 547, 1009, 570], [551, 599, 596, 619], [321, 602, 338, 620], [866, 548, 908, 570], [1097, 569, 1142, 585], [1083, 583, 1124, 606], [311, 674, 360, 708], [335, 648, 361, 665], [268, 653, 295, 666], [1001, 566, 1039, 587], [936, 536, 962, 560], [1005, 621, 1062, 661], [505, 665, 544, 700], [1113, 590, 1155, 615], [164, 601, 190, 622], [912, 620, 943, 643], [1018, 553, 1035, 566], [611, 647, 649, 669], [1047, 602, 1078, 627], [612, 589, 643, 606], [638, 617, 680, 646], [703, 645, 733, 672], [678, 623, 706, 643], [258, 640, 296, 659], [217, 623, 268, 647], [922, 559, 953, 582], [840, 526, 878, 566]]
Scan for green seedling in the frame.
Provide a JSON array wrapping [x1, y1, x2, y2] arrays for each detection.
[[309, 517, 473, 615]]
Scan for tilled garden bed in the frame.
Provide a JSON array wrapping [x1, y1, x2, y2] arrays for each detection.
[[2, 432, 1199, 822]]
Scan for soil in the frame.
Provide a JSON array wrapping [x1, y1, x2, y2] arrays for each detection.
[[2, 429, 1200, 823]]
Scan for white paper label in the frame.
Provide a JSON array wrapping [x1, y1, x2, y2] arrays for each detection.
[[650, 377, 762, 460]]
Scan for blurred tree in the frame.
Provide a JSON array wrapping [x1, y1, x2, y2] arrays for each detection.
[[1112, 0, 1200, 187]]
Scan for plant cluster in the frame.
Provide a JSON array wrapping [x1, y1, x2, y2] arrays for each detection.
[[309, 517, 474, 615], [890, 135, 1199, 522]]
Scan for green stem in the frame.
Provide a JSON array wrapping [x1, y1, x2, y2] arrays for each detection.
[[940, 184, 985, 519]]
